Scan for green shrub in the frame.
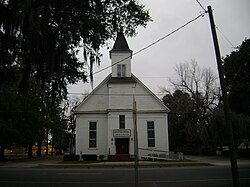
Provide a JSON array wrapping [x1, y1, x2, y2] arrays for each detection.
[[63, 154, 80, 161], [82, 154, 97, 161]]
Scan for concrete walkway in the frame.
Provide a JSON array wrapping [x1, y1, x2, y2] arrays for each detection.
[[0, 155, 249, 168], [0, 156, 63, 168], [185, 155, 250, 166]]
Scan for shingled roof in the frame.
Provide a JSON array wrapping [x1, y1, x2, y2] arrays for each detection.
[[110, 32, 132, 52]]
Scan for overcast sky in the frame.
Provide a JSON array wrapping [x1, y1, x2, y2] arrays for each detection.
[[68, 0, 250, 98]]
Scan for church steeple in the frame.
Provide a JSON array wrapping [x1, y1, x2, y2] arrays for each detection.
[[110, 32, 132, 52], [110, 32, 133, 78]]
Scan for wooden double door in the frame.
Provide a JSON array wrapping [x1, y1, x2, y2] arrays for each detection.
[[115, 138, 129, 155]]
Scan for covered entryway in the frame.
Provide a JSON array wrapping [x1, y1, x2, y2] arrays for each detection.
[[115, 138, 129, 154], [109, 129, 133, 161], [109, 138, 133, 161]]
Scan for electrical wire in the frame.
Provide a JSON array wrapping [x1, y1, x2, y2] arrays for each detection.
[[92, 12, 206, 76], [215, 25, 235, 48], [193, 0, 234, 49], [194, 0, 207, 13], [68, 93, 168, 96], [93, 76, 172, 79]]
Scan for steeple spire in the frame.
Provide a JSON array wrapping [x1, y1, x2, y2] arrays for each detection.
[[110, 32, 133, 78], [110, 32, 132, 52]]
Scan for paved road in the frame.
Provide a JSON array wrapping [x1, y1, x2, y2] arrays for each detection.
[[0, 165, 250, 187]]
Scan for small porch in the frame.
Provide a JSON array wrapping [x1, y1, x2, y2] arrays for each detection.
[[108, 137, 134, 161]]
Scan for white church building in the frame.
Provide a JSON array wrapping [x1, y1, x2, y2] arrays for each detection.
[[74, 33, 170, 161]]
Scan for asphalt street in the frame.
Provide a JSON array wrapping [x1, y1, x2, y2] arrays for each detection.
[[0, 165, 250, 187]]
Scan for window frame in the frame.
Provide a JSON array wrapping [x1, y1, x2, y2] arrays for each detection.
[[147, 121, 155, 147], [119, 115, 125, 129], [117, 64, 126, 77], [89, 121, 97, 148]]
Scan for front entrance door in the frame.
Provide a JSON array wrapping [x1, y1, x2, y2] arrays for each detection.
[[115, 138, 129, 154]]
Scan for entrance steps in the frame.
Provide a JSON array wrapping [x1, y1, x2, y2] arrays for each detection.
[[108, 154, 134, 161]]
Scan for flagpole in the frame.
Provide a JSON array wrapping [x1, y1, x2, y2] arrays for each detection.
[[133, 96, 139, 187]]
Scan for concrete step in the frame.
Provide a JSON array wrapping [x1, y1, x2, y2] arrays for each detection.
[[108, 154, 134, 162]]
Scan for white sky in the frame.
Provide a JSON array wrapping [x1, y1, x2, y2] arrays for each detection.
[[68, 0, 250, 98]]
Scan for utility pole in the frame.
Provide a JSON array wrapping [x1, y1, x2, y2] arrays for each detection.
[[133, 96, 139, 187], [207, 5, 240, 187]]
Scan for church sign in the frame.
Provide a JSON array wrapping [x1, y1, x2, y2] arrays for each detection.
[[113, 129, 131, 138]]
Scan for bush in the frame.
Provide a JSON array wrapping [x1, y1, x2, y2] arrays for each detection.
[[201, 147, 216, 156], [99, 155, 105, 161], [221, 150, 230, 157], [63, 154, 80, 161], [238, 149, 250, 158]]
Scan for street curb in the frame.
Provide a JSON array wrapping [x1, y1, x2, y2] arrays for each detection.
[[34, 162, 213, 169]]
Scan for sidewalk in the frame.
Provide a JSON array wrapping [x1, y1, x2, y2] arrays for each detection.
[[0, 155, 63, 168], [185, 155, 250, 166], [0, 160, 205, 169], [0, 155, 249, 168]]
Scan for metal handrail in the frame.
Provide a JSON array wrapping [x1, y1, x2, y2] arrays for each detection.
[[138, 148, 183, 161]]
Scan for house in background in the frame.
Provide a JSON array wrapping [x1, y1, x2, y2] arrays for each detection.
[[74, 33, 170, 161]]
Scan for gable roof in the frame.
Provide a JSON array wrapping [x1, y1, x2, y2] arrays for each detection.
[[107, 77, 136, 84], [74, 73, 170, 113], [74, 74, 111, 113], [131, 74, 170, 112]]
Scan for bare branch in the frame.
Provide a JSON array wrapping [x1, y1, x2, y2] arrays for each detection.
[[170, 60, 220, 111]]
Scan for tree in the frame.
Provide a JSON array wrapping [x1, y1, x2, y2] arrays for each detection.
[[0, 0, 151, 97], [0, 81, 21, 160], [0, 0, 151, 160], [222, 38, 250, 155], [223, 38, 250, 116], [171, 60, 219, 111], [58, 95, 85, 155], [165, 60, 220, 153], [162, 90, 196, 152], [207, 108, 250, 151], [0, 76, 45, 159]]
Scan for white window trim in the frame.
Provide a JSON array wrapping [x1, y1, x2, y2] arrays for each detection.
[[117, 64, 126, 77], [89, 121, 97, 148], [147, 121, 155, 147]]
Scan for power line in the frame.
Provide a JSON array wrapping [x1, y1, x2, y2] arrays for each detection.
[[215, 25, 235, 48], [68, 93, 169, 96], [194, 0, 207, 13], [196, 3, 234, 49], [93, 76, 172, 79], [93, 12, 206, 76]]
